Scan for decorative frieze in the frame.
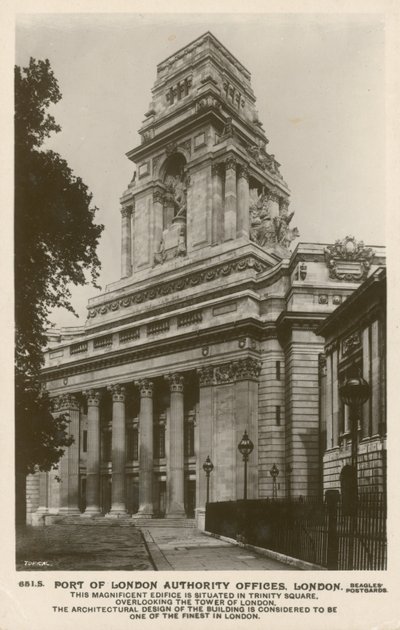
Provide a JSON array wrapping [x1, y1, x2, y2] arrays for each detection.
[[197, 366, 214, 387], [342, 331, 361, 356], [198, 358, 262, 386], [324, 236, 374, 281], [87, 255, 268, 319]]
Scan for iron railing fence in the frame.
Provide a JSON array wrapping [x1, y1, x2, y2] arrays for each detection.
[[205, 493, 386, 570]]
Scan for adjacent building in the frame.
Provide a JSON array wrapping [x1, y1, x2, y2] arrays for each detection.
[[319, 266, 386, 495], [26, 32, 386, 526]]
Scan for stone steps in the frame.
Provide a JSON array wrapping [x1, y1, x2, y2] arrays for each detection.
[[52, 515, 196, 528]]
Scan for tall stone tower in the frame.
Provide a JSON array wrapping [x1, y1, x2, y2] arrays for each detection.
[[117, 31, 294, 280]]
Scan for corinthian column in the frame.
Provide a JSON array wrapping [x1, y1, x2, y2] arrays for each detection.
[[121, 204, 133, 278], [57, 394, 81, 515], [237, 164, 249, 237], [166, 373, 185, 518], [107, 384, 127, 516], [82, 389, 101, 517], [224, 155, 237, 241], [135, 379, 154, 517]]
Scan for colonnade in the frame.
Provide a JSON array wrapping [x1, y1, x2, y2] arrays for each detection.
[[54, 373, 188, 519]]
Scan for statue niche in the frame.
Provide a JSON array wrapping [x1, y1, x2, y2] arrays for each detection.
[[154, 153, 188, 265]]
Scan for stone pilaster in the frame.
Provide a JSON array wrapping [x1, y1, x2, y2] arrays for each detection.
[[371, 320, 380, 435], [211, 163, 224, 244], [165, 373, 185, 518], [237, 164, 250, 238], [81, 389, 101, 517], [332, 348, 339, 447], [56, 393, 81, 515], [153, 189, 164, 256], [107, 384, 127, 516], [224, 155, 237, 240], [284, 332, 324, 497], [135, 379, 154, 517], [326, 352, 333, 449], [196, 367, 215, 511], [121, 204, 133, 278]]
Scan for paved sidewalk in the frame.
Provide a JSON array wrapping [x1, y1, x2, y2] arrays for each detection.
[[17, 518, 298, 571], [16, 522, 153, 571], [141, 523, 294, 571]]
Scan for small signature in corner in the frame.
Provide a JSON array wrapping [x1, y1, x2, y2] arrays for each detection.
[[24, 560, 51, 567]]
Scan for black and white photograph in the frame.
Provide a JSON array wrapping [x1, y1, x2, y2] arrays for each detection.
[[4, 3, 399, 629]]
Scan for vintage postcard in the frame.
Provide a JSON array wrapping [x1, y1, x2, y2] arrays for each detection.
[[2, 1, 399, 629]]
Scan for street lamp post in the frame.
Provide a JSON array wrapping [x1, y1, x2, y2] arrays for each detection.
[[202, 455, 214, 504], [339, 372, 370, 569], [238, 430, 254, 500], [270, 464, 280, 499]]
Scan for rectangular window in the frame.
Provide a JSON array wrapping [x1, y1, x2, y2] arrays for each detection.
[[276, 361, 281, 380], [276, 406, 281, 426], [83, 430, 88, 453]]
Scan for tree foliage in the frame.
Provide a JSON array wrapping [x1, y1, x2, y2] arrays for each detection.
[[15, 58, 104, 476]]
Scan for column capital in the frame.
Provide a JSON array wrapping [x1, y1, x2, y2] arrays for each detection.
[[211, 162, 224, 177], [166, 373, 184, 393], [82, 389, 102, 407], [225, 155, 237, 171], [153, 189, 165, 205], [237, 163, 249, 181], [137, 378, 154, 398], [54, 393, 80, 411], [197, 365, 214, 387], [121, 203, 133, 219], [108, 383, 126, 402]]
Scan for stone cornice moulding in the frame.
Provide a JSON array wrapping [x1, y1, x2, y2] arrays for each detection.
[[87, 254, 269, 320]]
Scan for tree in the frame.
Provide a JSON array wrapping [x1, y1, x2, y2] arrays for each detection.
[[15, 58, 104, 520]]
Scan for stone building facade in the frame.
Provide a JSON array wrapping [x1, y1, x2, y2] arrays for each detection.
[[318, 266, 386, 495], [26, 32, 385, 525]]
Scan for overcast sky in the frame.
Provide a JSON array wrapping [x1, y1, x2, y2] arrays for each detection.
[[15, 12, 386, 327]]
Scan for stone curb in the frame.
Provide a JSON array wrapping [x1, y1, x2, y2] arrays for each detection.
[[201, 530, 326, 571], [140, 529, 174, 571]]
